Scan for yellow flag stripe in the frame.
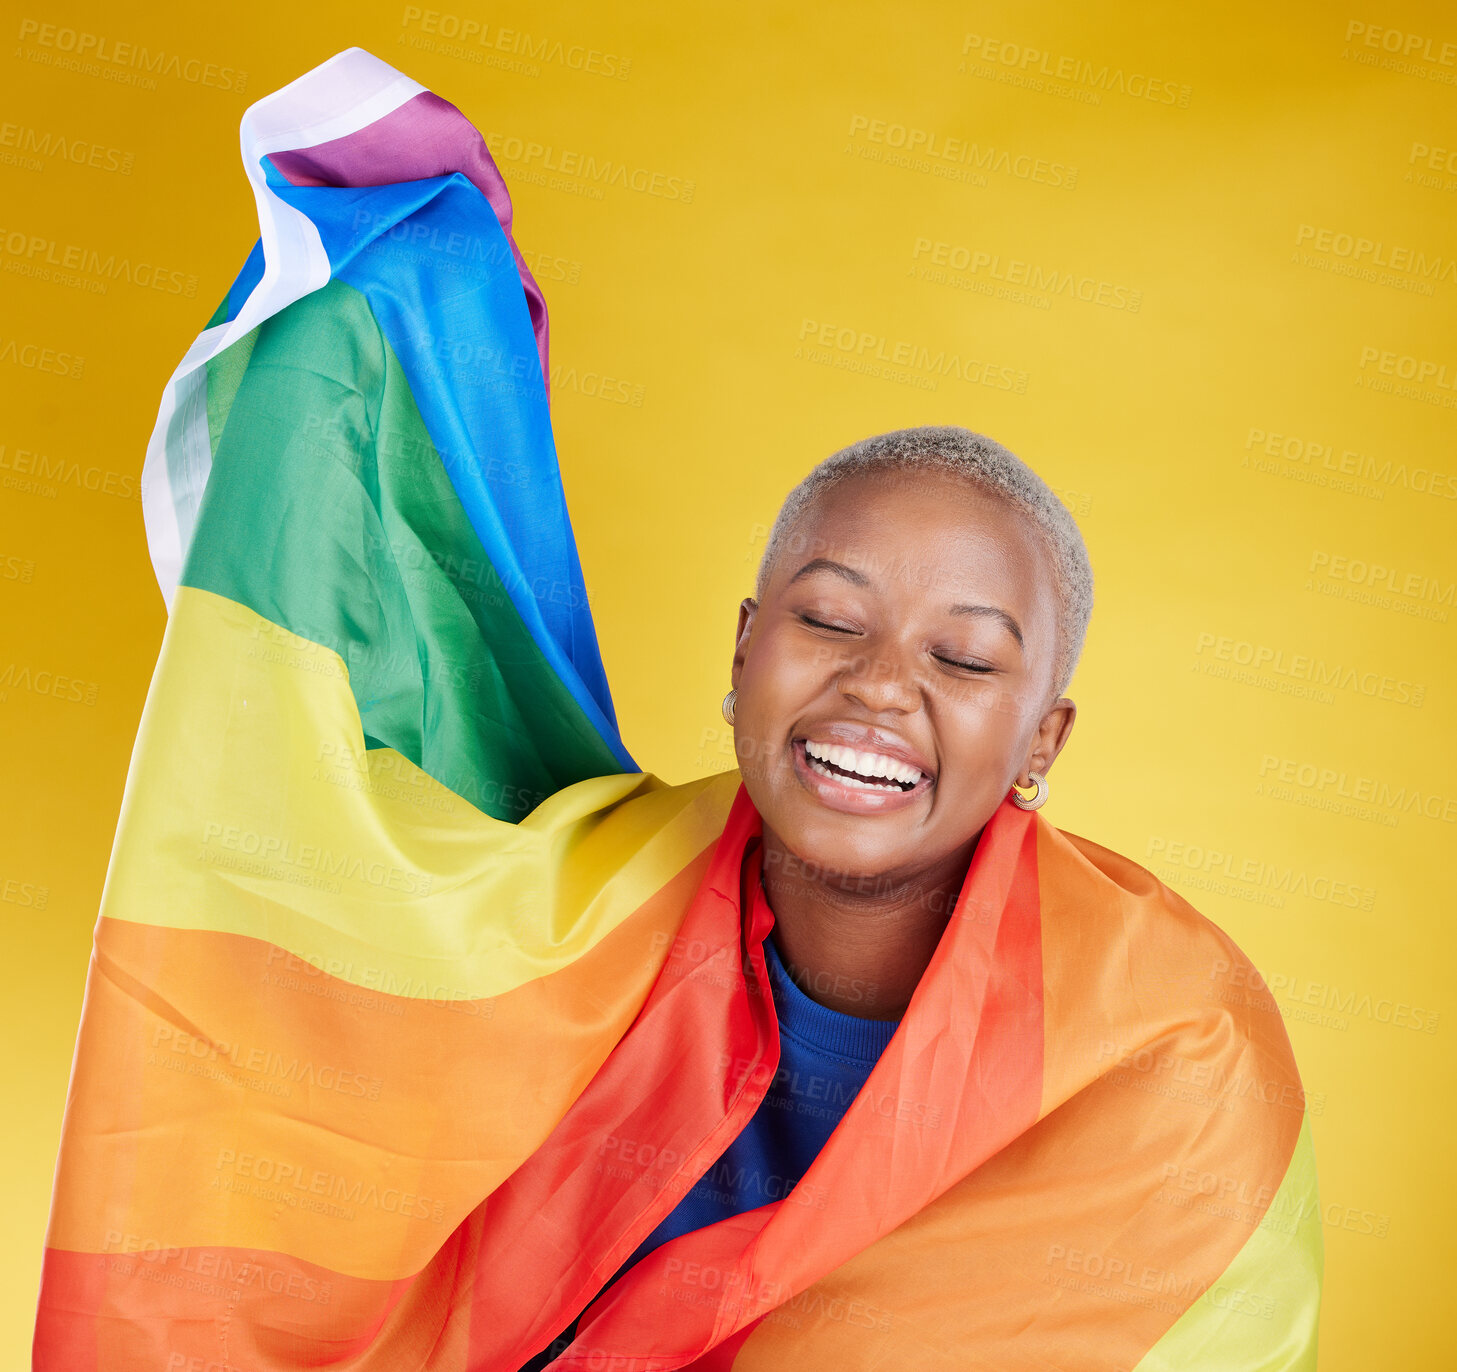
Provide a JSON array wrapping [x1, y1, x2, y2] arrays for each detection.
[[102, 585, 738, 1000], [1132, 1113, 1323, 1372]]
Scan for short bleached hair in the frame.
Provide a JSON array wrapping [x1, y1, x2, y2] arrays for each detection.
[[754, 426, 1094, 696]]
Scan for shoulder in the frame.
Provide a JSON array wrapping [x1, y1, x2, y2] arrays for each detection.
[[1031, 816, 1304, 1108], [1038, 818, 1261, 990]]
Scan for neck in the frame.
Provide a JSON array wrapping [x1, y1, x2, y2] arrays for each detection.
[[757, 829, 978, 1019]]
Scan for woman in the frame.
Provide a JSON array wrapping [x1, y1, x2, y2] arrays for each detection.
[[35, 50, 1321, 1372], [519, 424, 1087, 1368]]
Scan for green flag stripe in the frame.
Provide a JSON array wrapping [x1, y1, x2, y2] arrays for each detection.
[[182, 278, 623, 821]]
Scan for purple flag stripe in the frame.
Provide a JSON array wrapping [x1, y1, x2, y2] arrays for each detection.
[[268, 90, 550, 391]]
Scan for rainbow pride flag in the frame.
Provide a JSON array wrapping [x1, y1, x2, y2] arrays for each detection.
[[34, 49, 1322, 1371]]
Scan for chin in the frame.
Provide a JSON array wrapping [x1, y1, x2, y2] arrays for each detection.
[[752, 794, 923, 885]]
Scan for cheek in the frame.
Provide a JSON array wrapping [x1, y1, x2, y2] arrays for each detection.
[[734, 632, 833, 784], [740, 627, 832, 717], [935, 681, 1038, 779]]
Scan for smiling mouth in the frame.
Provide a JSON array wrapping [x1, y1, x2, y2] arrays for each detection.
[[798, 739, 928, 793]]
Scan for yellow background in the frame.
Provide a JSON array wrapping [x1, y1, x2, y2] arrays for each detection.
[[3, 0, 1453, 1364]]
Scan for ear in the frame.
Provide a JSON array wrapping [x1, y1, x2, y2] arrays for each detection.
[[730, 597, 757, 689], [1019, 696, 1077, 785]]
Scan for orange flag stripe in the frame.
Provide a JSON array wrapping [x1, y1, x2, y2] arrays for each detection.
[[46, 838, 713, 1281]]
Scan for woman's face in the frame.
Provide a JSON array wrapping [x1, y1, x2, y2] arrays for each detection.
[[730, 469, 1076, 886]]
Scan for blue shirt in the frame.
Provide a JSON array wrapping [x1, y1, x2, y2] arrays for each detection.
[[522, 932, 900, 1369], [625, 932, 900, 1259]]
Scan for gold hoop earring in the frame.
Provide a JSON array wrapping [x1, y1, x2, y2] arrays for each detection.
[[1010, 771, 1047, 811], [721, 689, 737, 726]]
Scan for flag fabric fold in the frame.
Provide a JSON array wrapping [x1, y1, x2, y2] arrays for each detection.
[[34, 48, 1321, 1372]]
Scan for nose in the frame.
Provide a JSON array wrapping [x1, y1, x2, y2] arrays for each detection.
[[834, 643, 921, 714]]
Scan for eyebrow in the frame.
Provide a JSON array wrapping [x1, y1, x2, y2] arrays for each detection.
[[788, 558, 1026, 649]]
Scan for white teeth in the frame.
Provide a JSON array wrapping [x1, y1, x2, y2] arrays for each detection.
[[804, 740, 923, 787]]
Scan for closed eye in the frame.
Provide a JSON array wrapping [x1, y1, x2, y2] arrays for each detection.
[[799, 613, 859, 634], [804, 614, 996, 672]]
